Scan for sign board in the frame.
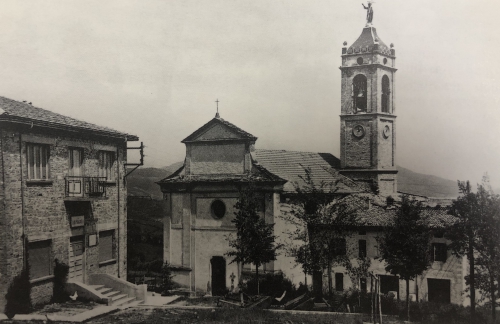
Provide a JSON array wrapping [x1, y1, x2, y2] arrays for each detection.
[[88, 234, 97, 247], [71, 215, 85, 228]]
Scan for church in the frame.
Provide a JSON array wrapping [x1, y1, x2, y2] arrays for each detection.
[[157, 8, 466, 305]]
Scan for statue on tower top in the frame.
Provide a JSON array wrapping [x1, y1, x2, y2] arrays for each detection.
[[362, 1, 374, 26]]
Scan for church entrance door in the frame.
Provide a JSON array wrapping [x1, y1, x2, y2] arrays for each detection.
[[210, 256, 226, 296]]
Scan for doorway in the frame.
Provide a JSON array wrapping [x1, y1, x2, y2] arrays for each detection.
[[210, 256, 226, 296], [69, 236, 84, 282], [427, 278, 451, 303]]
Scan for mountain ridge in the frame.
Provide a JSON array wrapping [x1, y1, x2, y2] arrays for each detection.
[[127, 162, 460, 200]]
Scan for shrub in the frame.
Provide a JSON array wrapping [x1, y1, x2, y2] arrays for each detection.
[[145, 259, 164, 274], [242, 272, 298, 302], [4, 267, 32, 319], [407, 302, 489, 324], [328, 289, 373, 313], [159, 261, 174, 296], [52, 259, 69, 303]]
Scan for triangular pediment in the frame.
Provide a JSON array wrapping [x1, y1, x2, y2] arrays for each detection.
[[182, 117, 257, 143]]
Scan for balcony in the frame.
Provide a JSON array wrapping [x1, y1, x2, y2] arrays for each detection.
[[65, 176, 107, 198]]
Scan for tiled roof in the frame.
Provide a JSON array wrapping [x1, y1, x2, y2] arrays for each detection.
[[182, 115, 257, 143], [253, 149, 367, 194], [156, 162, 286, 185], [0, 96, 138, 140], [341, 195, 457, 228], [346, 27, 392, 56]]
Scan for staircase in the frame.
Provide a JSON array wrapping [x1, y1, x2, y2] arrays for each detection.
[[66, 274, 147, 308], [88, 284, 142, 307]]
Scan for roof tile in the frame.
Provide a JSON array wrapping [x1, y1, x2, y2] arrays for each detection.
[[0, 96, 137, 140], [254, 149, 366, 193]]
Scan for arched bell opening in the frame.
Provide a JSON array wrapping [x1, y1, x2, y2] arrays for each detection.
[[352, 74, 368, 113], [381, 75, 391, 113]]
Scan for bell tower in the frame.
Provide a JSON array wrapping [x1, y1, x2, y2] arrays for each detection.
[[338, 12, 398, 196]]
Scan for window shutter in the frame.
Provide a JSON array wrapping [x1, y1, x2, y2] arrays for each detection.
[[28, 240, 51, 279], [99, 230, 114, 262]]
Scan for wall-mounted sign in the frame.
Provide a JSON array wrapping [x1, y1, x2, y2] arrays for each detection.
[[88, 234, 97, 247], [71, 215, 85, 228]]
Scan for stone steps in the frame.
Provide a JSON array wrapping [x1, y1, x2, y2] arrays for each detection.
[[93, 285, 138, 307]]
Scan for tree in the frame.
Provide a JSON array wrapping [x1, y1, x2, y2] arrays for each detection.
[[281, 168, 359, 298], [226, 185, 281, 295], [343, 254, 371, 309], [378, 195, 432, 321], [475, 184, 500, 320], [446, 180, 483, 315], [453, 177, 500, 320]]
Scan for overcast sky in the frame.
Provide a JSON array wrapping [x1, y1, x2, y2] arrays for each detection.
[[1, 0, 499, 188]]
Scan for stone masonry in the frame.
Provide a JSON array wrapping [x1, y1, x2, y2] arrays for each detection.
[[0, 101, 137, 310]]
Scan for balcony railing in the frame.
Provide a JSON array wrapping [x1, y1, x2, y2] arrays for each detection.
[[65, 176, 107, 198]]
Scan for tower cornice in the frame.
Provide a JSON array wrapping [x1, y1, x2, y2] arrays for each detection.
[[339, 64, 397, 72], [342, 52, 395, 59], [339, 113, 397, 118]]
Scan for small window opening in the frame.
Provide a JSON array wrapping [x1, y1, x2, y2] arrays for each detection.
[[211, 200, 226, 219]]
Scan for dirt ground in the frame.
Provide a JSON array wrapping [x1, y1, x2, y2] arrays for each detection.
[[32, 300, 100, 317], [87, 307, 365, 324]]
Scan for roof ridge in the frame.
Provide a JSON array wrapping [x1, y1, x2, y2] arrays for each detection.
[[0, 96, 137, 140], [256, 148, 335, 155], [182, 116, 257, 143]]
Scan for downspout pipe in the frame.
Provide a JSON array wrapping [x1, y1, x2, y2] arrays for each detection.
[[19, 132, 26, 269]]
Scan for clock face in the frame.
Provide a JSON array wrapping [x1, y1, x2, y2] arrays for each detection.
[[383, 125, 391, 138], [352, 124, 365, 138]]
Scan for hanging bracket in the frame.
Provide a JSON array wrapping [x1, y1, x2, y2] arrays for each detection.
[[125, 142, 144, 177]]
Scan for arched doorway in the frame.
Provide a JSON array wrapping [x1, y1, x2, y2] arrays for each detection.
[[210, 256, 226, 296]]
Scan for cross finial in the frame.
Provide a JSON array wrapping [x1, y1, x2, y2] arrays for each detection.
[[215, 98, 220, 117]]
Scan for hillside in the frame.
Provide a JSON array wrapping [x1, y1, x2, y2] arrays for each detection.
[[397, 166, 459, 198], [126, 162, 460, 199], [127, 161, 183, 199]]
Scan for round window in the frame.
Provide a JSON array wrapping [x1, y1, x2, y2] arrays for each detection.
[[357, 57, 363, 65], [383, 58, 388, 65], [211, 200, 226, 219]]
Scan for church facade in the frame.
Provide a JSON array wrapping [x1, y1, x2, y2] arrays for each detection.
[[158, 18, 467, 305]]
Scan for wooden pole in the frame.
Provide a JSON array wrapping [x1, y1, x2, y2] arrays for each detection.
[[370, 276, 374, 323], [378, 275, 383, 324]]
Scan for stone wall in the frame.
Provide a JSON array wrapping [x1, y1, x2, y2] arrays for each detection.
[[189, 143, 245, 175], [0, 125, 129, 309]]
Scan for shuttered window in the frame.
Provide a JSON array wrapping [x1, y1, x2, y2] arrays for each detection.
[[99, 230, 114, 263], [98, 151, 115, 180], [27, 144, 50, 180], [28, 240, 51, 279], [69, 148, 83, 176]]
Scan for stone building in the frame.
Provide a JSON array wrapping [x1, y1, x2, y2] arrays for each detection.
[[158, 19, 467, 305], [0, 97, 139, 309]]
